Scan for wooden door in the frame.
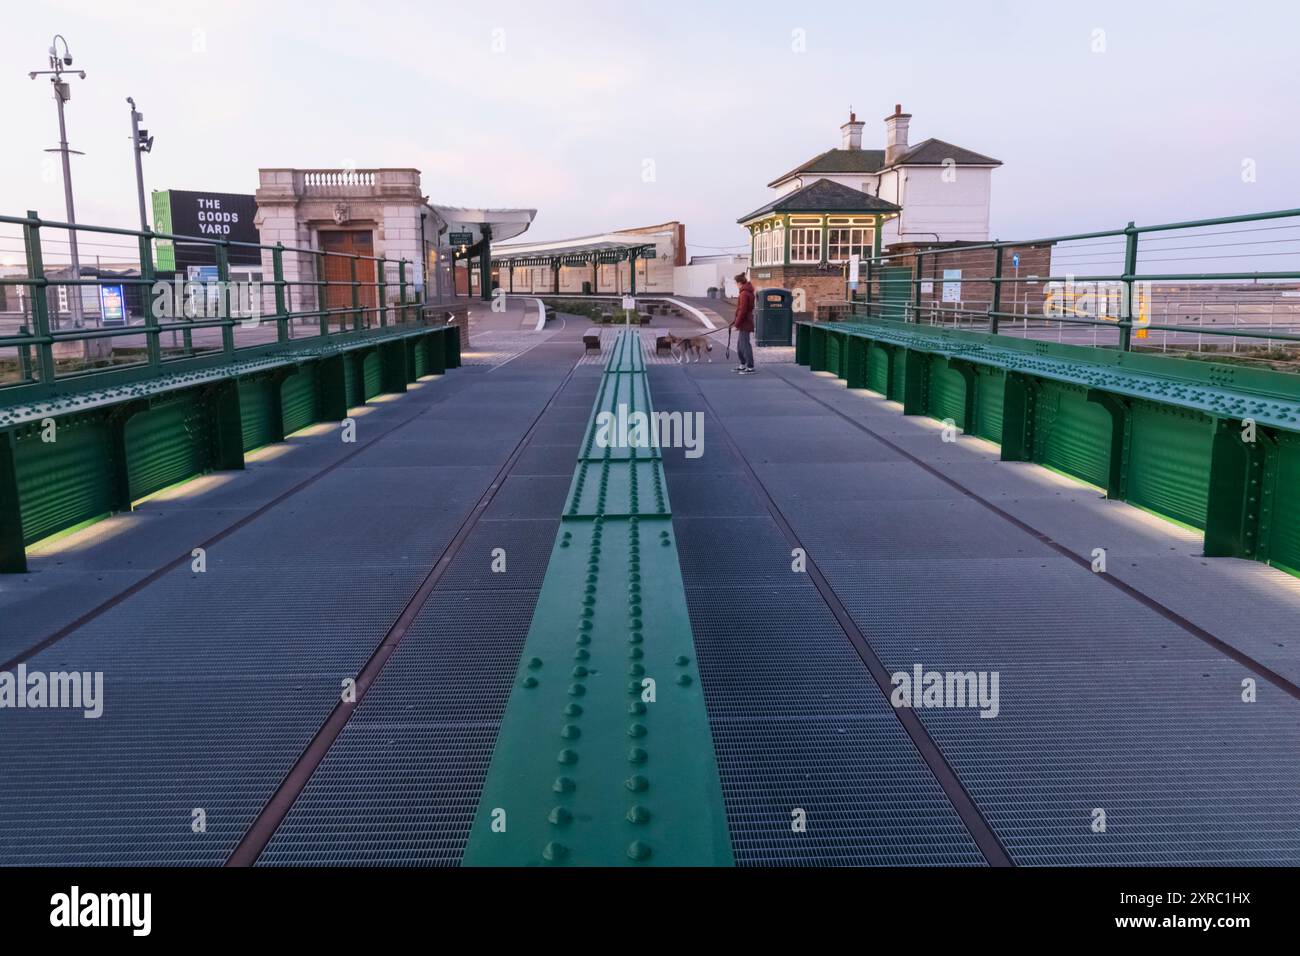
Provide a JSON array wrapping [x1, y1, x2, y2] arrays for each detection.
[[320, 230, 377, 328]]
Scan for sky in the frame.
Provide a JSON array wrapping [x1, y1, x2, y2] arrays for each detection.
[[2, 0, 1298, 260]]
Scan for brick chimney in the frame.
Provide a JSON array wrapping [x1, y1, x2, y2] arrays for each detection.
[[884, 104, 912, 165], [840, 110, 865, 150]]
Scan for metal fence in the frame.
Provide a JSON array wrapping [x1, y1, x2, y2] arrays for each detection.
[[843, 208, 1300, 363], [0, 211, 429, 396]]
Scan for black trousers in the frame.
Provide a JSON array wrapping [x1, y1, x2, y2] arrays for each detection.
[[737, 330, 754, 368]]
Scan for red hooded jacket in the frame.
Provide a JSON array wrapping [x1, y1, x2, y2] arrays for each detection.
[[733, 281, 755, 333]]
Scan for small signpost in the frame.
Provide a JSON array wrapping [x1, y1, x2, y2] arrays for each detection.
[[449, 231, 474, 247]]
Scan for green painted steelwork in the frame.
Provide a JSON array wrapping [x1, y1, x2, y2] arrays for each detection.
[[797, 318, 1300, 574], [1034, 381, 1112, 489], [13, 413, 116, 545], [0, 322, 456, 572], [927, 355, 966, 428], [463, 331, 733, 867], [238, 376, 278, 451], [1269, 435, 1300, 574], [867, 342, 890, 394], [125, 393, 211, 502], [280, 366, 320, 436], [973, 366, 1006, 443], [0, 210, 431, 405], [361, 350, 382, 401], [1126, 402, 1213, 529]]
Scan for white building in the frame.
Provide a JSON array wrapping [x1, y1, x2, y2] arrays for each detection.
[[767, 106, 1001, 249]]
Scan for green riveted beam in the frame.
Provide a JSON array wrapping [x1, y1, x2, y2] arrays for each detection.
[[793, 316, 1300, 574], [1204, 419, 1278, 560], [809, 325, 828, 372], [1000, 372, 1038, 462], [844, 336, 869, 390], [794, 322, 811, 366], [0, 430, 25, 573], [0, 320, 457, 571], [1087, 389, 1133, 501], [946, 358, 979, 434], [463, 331, 733, 867], [900, 348, 929, 416]]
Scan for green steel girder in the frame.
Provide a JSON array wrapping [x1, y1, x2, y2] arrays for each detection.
[[463, 331, 732, 866], [0, 323, 453, 430], [428, 330, 448, 375], [579, 372, 660, 463], [204, 379, 247, 473], [1086, 389, 1133, 500], [565, 459, 670, 519], [379, 340, 408, 394], [844, 337, 870, 390], [1204, 420, 1279, 560], [795, 322, 811, 366], [0, 431, 24, 572], [317, 355, 350, 422], [0, 325, 458, 572], [803, 318, 1300, 433], [794, 317, 1300, 573], [809, 325, 828, 372], [900, 348, 929, 416], [946, 358, 979, 434], [605, 330, 647, 372], [107, 399, 149, 513], [1000, 373, 1038, 462], [445, 327, 462, 369]]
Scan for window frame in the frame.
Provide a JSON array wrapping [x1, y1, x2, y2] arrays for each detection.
[[788, 227, 823, 264]]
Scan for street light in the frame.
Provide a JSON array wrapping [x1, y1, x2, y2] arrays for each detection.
[[127, 97, 154, 232], [29, 34, 88, 328]]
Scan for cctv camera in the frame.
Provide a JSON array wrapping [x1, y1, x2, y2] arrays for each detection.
[[64, 55, 73, 66]]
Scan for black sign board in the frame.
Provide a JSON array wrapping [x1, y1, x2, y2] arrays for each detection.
[[160, 190, 261, 268]]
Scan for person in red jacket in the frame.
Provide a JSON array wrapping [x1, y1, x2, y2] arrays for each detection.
[[732, 273, 756, 374]]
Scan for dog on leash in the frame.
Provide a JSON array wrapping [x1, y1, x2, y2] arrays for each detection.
[[666, 331, 713, 364]]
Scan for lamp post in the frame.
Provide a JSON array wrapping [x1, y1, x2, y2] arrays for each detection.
[[127, 97, 154, 232], [29, 34, 88, 328]]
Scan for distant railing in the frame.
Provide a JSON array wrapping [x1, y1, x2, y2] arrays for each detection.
[[0, 210, 429, 401], [838, 208, 1300, 361]]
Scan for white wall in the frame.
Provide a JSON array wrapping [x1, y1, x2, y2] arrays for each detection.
[[881, 166, 993, 245], [673, 262, 743, 298]]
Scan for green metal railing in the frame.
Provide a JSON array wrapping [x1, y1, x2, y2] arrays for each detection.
[[0, 211, 433, 402], [841, 208, 1300, 358]]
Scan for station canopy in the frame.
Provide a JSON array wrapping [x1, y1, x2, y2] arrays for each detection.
[[430, 204, 536, 250], [490, 233, 658, 268]]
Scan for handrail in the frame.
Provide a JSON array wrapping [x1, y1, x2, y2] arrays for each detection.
[[0, 209, 427, 402], [836, 207, 1300, 356]]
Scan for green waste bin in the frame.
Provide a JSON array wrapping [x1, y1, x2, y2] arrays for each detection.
[[582, 281, 592, 294], [755, 288, 793, 346]]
